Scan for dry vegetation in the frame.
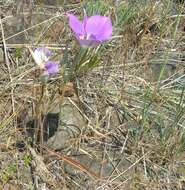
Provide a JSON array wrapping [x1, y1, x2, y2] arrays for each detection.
[[0, 0, 185, 189]]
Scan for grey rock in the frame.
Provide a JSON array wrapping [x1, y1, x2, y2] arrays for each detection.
[[148, 51, 184, 81], [46, 98, 86, 150]]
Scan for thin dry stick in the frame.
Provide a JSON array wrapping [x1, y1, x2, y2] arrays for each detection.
[[0, 103, 25, 131], [0, 18, 15, 118], [121, 132, 129, 153], [142, 147, 148, 179], [112, 177, 131, 190], [0, 43, 69, 50]]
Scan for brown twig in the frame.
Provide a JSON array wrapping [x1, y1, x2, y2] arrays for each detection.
[[42, 145, 100, 180]]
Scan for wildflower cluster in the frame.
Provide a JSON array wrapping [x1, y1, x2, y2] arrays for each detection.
[[32, 13, 113, 76]]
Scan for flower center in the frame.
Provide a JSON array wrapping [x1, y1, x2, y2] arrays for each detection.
[[79, 34, 92, 40]]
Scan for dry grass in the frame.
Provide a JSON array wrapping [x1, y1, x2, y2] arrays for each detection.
[[0, 0, 185, 189]]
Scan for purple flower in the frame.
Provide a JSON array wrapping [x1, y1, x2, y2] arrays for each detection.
[[67, 14, 113, 47], [33, 47, 59, 75], [44, 61, 59, 75]]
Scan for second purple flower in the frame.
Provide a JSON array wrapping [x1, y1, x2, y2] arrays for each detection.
[[33, 47, 59, 75]]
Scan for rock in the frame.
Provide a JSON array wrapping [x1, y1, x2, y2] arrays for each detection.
[[46, 98, 86, 150], [148, 50, 183, 81], [63, 147, 133, 189]]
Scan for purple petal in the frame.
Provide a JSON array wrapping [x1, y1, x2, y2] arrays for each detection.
[[44, 61, 59, 75], [82, 15, 88, 29], [85, 15, 113, 41], [67, 14, 85, 35]]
